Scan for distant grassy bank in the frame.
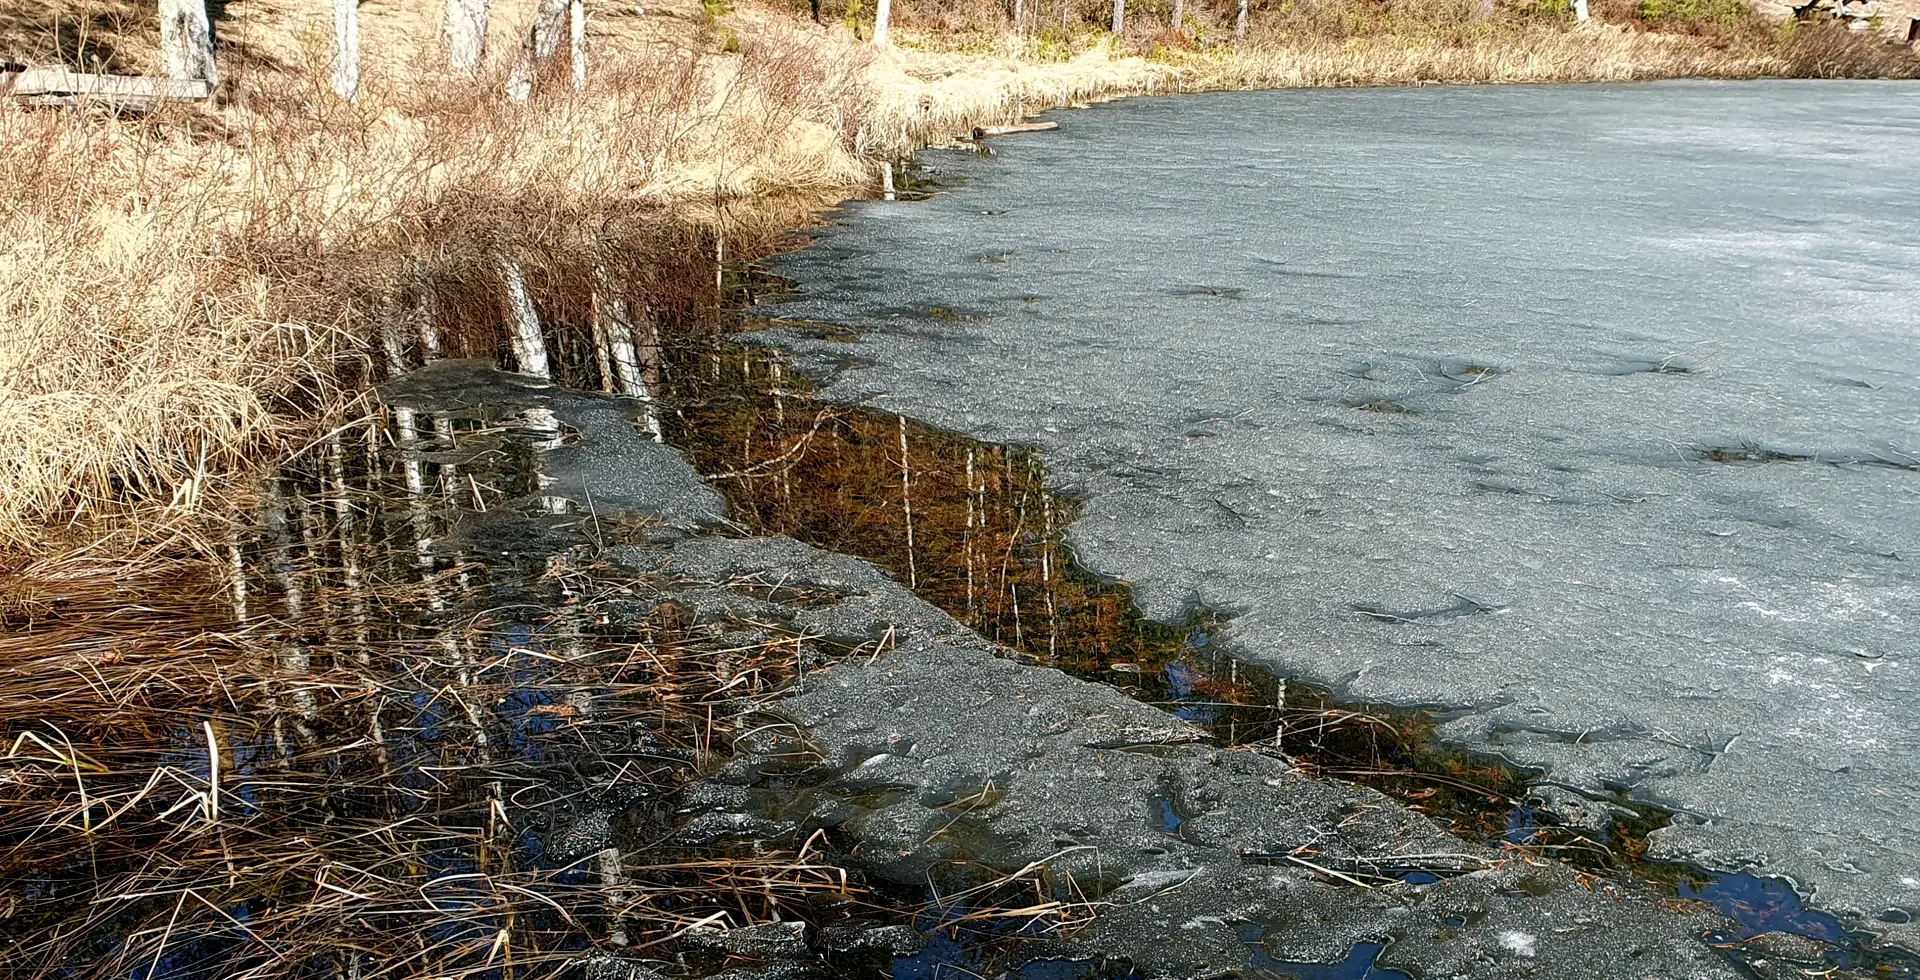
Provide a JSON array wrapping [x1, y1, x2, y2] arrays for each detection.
[[1, 0, 1914, 567]]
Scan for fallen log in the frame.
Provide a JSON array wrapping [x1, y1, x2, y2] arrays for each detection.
[[973, 120, 1059, 138], [1, 68, 212, 108]]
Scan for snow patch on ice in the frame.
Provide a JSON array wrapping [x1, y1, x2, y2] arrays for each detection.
[[1498, 930, 1538, 957]]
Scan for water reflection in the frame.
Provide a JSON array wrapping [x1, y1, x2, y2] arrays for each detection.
[[660, 329, 1539, 842], [0, 399, 846, 978]]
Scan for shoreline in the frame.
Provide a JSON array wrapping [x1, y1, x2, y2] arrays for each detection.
[[4, 0, 1919, 566], [6, 43, 1920, 966], [0, 355, 1826, 976]]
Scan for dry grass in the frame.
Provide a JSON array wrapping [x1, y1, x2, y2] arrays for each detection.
[[1176, 0, 1920, 84], [0, 514, 852, 976], [0, 1, 1169, 559], [1181, 23, 1763, 84], [1, 0, 1915, 562], [0, 0, 158, 73]]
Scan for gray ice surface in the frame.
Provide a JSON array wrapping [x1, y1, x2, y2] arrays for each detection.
[[757, 82, 1920, 944], [633, 532, 1743, 979]]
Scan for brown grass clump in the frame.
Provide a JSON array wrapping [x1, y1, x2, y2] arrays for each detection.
[[1771, 17, 1920, 76], [0, 117, 337, 548], [0, 0, 158, 73]]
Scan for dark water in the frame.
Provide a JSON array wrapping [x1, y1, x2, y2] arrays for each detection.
[[754, 82, 1920, 950], [0, 378, 860, 978]]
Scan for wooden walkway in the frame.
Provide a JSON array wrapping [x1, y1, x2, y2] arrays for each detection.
[[1, 69, 212, 108]]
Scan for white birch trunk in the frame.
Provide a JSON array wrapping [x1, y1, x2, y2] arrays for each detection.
[[521, 408, 572, 513], [396, 407, 436, 568], [506, 0, 571, 101], [281, 487, 320, 725], [327, 431, 372, 665], [1013, 0, 1023, 25], [394, 406, 427, 499], [1171, 0, 1183, 27], [497, 255, 551, 378], [593, 269, 643, 399], [380, 294, 410, 379], [1110, 0, 1124, 34], [590, 305, 614, 393], [882, 162, 896, 200], [261, 484, 304, 764], [593, 266, 662, 440], [226, 538, 249, 622], [873, 0, 892, 46], [964, 449, 976, 618], [1573, 0, 1589, 20], [569, 0, 587, 91], [443, 0, 490, 73], [332, 0, 360, 102], [159, 0, 219, 84], [433, 413, 458, 487], [637, 308, 664, 443], [411, 274, 442, 358], [1235, 0, 1248, 36], [596, 847, 631, 946]]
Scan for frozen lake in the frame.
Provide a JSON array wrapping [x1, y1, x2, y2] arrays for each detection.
[[761, 81, 1920, 943]]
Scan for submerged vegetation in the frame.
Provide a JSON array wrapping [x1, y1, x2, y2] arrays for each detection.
[[0, 410, 877, 976]]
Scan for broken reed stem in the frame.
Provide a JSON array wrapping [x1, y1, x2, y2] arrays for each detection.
[[202, 719, 219, 825], [898, 414, 917, 590], [964, 448, 977, 620]]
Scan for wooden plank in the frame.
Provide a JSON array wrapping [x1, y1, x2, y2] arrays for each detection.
[[974, 120, 1059, 138], [1, 69, 212, 105]]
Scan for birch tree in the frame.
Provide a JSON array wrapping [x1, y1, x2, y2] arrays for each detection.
[[1171, 0, 1183, 28], [873, 0, 893, 46], [409, 267, 442, 358], [506, 0, 570, 100], [592, 266, 662, 440], [159, 0, 219, 84], [443, 0, 490, 72], [1573, 0, 1590, 20], [1234, 0, 1248, 37], [497, 255, 552, 378], [569, 0, 587, 91], [332, 0, 360, 102], [1110, 0, 1124, 33]]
